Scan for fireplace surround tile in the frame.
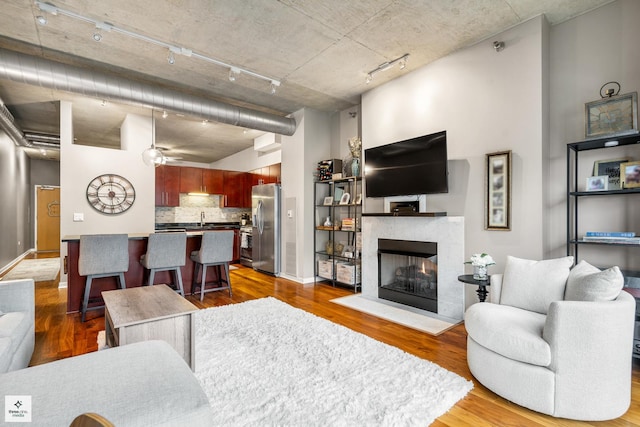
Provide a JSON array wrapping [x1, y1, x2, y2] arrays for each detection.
[[362, 215, 465, 321]]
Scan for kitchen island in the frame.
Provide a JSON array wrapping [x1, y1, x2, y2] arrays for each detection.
[[62, 225, 239, 314]]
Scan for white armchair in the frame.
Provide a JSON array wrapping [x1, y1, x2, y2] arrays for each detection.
[[465, 257, 636, 421]]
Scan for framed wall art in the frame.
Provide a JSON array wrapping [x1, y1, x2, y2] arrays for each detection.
[[586, 175, 608, 191], [585, 91, 638, 138], [339, 192, 351, 205], [620, 161, 640, 189], [485, 150, 511, 231], [593, 158, 629, 190]]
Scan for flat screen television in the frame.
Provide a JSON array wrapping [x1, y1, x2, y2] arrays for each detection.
[[364, 130, 448, 198]]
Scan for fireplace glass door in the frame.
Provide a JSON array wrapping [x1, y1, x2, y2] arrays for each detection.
[[378, 239, 437, 313]]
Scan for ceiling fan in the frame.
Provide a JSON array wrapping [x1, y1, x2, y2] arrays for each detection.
[[157, 147, 182, 164]]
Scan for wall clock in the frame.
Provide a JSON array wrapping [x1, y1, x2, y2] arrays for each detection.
[[86, 174, 136, 214], [585, 91, 638, 138]]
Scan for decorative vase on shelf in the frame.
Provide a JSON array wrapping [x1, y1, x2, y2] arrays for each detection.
[[324, 217, 332, 227], [473, 265, 488, 280], [351, 158, 360, 177]]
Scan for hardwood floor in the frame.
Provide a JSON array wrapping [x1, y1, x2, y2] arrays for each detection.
[[5, 253, 640, 426]]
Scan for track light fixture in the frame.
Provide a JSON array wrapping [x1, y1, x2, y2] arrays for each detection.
[[269, 80, 280, 95], [35, 1, 282, 93], [365, 54, 409, 84], [493, 41, 505, 52], [228, 67, 240, 82], [162, 110, 168, 119]]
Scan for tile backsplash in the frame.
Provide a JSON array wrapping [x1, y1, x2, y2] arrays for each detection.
[[155, 194, 251, 224]]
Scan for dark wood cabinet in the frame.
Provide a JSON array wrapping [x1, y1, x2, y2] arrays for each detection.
[[233, 228, 241, 261], [269, 163, 281, 183], [155, 165, 180, 207], [248, 163, 280, 185], [202, 169, 224, 194], [179, 167, 203, 193], [180, 167, 223, 194], [156, 164, 279, 208], [222, 171, 248, 208]]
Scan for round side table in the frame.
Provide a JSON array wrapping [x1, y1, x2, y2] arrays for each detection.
[[458, 274, 490, 303]]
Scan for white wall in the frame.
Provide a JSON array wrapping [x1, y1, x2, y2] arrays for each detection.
[[279, 108, 332, 283], [362, 16, 549, 282], [59, 103, 156, 283], [210, 143, 282, 171], [330, 106, 361, 163], [548, 0, 640, 272], [60, 107, 155, 238]]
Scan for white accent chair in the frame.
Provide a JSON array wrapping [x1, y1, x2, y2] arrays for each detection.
[[465, 256, 636, 421]]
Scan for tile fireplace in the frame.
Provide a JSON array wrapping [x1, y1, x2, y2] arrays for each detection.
[[362, 214, 465, 321]]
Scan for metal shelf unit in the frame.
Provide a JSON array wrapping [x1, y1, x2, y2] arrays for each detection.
[[566, 133, 640, 262], [313, 177, 362, 291]]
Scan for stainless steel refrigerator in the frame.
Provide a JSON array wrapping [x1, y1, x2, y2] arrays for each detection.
[[252, 183, 281, 275]]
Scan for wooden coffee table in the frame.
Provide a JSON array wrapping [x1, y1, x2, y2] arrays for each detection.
[[102, 284, 198, 370]]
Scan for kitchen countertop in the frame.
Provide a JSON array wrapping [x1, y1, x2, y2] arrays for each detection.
[[62, 231, 214, 242], [61, 223, 242, 242], [155, 222, 241, 231]]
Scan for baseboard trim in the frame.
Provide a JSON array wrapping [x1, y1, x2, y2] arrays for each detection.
[[0, 249, 35, 276]]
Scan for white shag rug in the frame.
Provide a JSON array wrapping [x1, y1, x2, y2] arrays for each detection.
[[2, 258, 60, 281], [194, 297, 472, 426]]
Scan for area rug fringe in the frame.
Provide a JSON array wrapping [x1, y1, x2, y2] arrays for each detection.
[[194, 297, 472, 426]]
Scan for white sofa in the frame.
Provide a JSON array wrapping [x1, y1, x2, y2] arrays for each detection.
[[0, 279, 35, 372], [0, 340, 213, 426], [465, 256, 636, 421], [0, 278, 213, 425]]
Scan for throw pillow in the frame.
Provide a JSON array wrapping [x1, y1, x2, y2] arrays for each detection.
[[564, 260, 624, 301], [500, 255, 574, 314]]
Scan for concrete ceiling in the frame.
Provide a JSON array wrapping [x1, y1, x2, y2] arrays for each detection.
[[0, 0, 614, 163]]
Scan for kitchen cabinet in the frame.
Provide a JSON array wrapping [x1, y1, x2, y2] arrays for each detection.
[[233, 228, 241, 261], [249, 163, 281, 186], [180, 167, 223, 194], [155, 165, 180, 207], [203, 169, 224, 194], [222, 171, 248, 208], [269, 163, 281, 183]]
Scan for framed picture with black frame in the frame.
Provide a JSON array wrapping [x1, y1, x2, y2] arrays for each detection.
[[485, 150, 511, 231]]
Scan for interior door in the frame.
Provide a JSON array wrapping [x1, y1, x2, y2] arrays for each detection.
[[36, 186, 60, 252]]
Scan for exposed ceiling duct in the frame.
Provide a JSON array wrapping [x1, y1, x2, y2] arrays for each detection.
[[0, 48, 297, 138], [0, 96, 32, 147], [24, 131, 60, 148]]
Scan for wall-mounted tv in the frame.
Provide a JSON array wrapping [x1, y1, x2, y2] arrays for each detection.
[[364, 130, 448, 198]]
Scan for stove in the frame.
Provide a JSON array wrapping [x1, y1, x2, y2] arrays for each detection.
[[240, 225, 253, 267]]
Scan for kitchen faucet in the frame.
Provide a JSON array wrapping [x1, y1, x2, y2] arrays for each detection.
[[200, 211, 205, 227]]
